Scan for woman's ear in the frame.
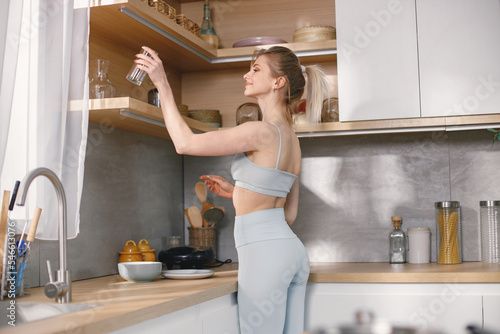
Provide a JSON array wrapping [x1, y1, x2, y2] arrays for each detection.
[[274, 76, 287, 90]]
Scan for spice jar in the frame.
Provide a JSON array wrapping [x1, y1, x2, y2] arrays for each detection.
[[480, 200, 500, 263], [407, 228, 430, 264], [435, 201, 462, 264]]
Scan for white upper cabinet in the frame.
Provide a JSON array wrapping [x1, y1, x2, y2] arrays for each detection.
[[336, 0, 421, 121], [336, 0, 500, 122], [417, 0, 500, 117]]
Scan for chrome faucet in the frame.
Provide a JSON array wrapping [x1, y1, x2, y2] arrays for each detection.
[[16, 167, 71, 303]]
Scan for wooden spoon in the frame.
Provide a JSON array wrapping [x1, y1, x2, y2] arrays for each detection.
[[195, 182, 207, 203], [186, 206, 203, 228]]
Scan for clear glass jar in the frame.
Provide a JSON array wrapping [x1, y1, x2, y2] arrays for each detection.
[[435, 201, 462, 264], [236, 103, 261, 125], [89, 59, 115, 99], [480, 200, 500, 263]]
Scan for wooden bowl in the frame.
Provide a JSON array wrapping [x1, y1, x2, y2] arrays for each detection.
[[293, 26, 336, 43]]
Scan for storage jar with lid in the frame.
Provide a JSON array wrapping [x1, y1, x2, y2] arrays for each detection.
[[480, 200, 500, 263], [407, 227, 430, 264], [435, 201, 462, 264]]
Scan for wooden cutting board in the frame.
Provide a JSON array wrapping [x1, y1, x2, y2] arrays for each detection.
[[0, 191, 11, 259]]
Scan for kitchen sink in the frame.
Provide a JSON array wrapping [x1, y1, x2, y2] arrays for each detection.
[[0, 301, 99, 327]]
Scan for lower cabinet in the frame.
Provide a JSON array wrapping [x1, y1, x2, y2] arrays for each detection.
[[305, 283, 500, 334], [483, 295, 500, 331], [110, 293, 239, 334], [110, 283, 500, 333]]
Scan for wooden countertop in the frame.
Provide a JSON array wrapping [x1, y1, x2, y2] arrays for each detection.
[[3, 264, 239, 334], [309, 262, 500, 283], [3, 262, 499, 333]]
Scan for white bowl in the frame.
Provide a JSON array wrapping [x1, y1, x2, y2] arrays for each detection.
[[118, 261, 162, 283]]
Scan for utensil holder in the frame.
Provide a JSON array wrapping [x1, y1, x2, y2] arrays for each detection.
[[435, 201, 462, 264], [480, 200, 500, 263], [188, 227, 216, 257]]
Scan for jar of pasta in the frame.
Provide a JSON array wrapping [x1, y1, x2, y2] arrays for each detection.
[[435, 201, 462, 264]]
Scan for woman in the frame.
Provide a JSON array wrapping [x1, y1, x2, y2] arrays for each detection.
[[137, 45, 329, 333]]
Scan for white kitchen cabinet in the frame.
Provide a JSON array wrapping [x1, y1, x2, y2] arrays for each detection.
[[336, 0, 421, 122], [483, 295, 500, 331], [305, 283, 500, 334], [417, 0, 500, 117], [336, 0, 500, 122], [110, 293, 239, 334]]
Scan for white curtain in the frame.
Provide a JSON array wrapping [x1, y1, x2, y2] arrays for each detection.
[[0, 0, 89, 240]]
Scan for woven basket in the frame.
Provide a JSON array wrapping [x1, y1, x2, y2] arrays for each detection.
[[176, 15, 201, 37], [178, 104, 189, 117], [188, 109, 221, 126], [293, 25, 336, 43], [148, 0, 176, 21], [188, 226, 217, 256]]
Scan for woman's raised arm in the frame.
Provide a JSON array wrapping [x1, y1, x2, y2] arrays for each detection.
[[134, 46, 271, 157]]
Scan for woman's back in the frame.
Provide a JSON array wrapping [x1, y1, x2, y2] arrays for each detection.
[[231, 121, 301, 216]]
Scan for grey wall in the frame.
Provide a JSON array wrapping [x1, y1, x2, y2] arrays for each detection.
[[184, 129, 500, 263], [24, 123, 184, 288], [22, 127, 500, 289]]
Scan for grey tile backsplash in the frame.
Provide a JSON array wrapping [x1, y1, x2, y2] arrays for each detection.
[[23, 125, 500, 288], [185, 129, 500, 263]]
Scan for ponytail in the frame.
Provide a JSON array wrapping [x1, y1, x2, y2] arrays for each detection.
[[303, 65, 329, 124], [252, 46, 329, 124]]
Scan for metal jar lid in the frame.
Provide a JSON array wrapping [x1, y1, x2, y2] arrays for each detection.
[[435, 201, 460, 208], [407, 227, 430, 233], [480, 200, 500, 207]]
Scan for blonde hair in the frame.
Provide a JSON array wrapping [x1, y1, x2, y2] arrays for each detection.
[[252, 46, 329, 124]]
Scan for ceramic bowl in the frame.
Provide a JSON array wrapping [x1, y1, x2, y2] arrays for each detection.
[[118, 261, 162, 283]]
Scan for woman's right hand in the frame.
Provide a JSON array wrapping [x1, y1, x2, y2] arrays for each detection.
[[200, 175, 234, 199]]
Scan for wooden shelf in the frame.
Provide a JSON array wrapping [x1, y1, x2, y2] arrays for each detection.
[[293, 114, 500, 137], [69, 97, 500, 141], [87, 1, 500, 139], [70, 97, 218, 140], [90, 0, 337, 72]]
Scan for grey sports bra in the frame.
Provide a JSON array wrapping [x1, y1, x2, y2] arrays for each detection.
[[231, 123, 297, 198]]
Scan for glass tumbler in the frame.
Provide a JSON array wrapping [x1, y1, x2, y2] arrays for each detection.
[[480, 200, 500, 263], [435, 201, 462, 264], [126, 48, 151, 86]]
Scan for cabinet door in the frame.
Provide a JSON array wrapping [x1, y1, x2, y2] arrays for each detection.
[[417, 0, 500, 117], [336, 0, 420, 121], [306, 283, 484, 333], [483, 295, 500, 332]]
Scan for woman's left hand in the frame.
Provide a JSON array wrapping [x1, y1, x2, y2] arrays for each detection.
[[134, 46, 168, 88]]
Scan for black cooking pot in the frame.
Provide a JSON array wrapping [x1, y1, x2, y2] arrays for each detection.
[[158, 246, 215, 269]]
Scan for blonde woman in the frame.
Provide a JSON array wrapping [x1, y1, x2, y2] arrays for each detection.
[[138, 45, 329, 333]]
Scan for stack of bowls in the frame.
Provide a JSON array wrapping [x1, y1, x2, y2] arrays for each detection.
[[137, 239, 156, 261], [118, 240, 143, 263]]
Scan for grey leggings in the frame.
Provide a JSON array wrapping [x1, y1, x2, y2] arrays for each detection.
[[234, 208, 310, 334]]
